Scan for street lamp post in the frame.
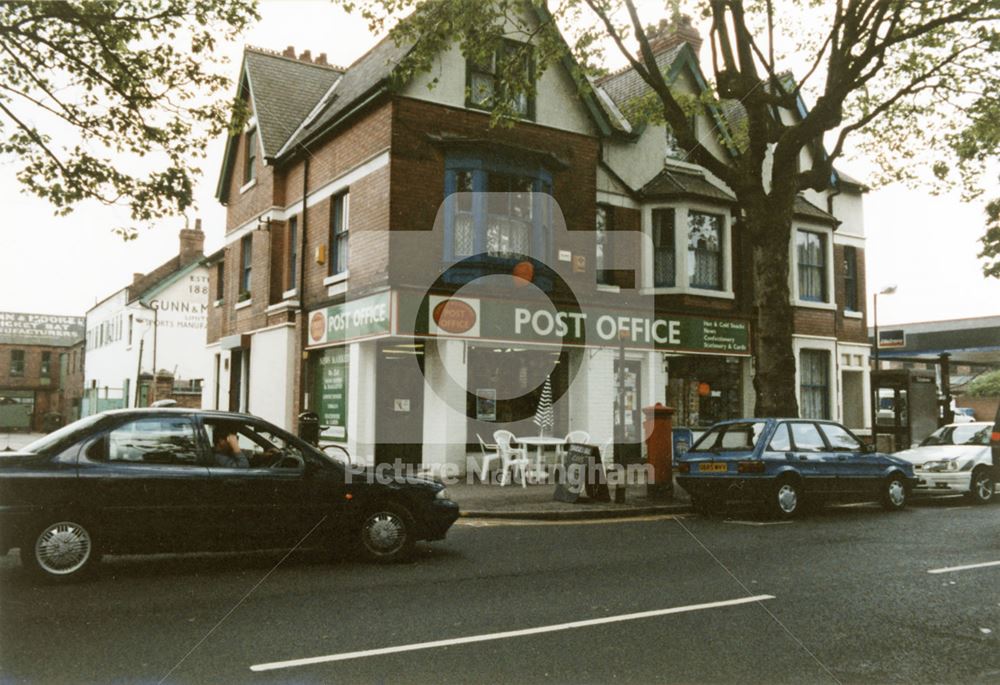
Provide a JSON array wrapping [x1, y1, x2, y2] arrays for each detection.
[[870, 285, 897, 445]]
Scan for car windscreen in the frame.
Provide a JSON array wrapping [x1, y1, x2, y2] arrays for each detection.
[[20, 414, 105, 454], [920, 424, 991, 447], [688, 422, 767, 452]]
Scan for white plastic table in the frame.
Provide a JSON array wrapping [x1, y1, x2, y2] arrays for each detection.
[[516, 435, 567, 475]]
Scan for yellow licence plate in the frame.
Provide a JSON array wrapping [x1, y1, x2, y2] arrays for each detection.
[[699, 462, 728, 473]]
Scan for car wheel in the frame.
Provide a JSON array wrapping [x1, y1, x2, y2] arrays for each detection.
[[768, 477, 802, 519], [358, 502, 415, 563], [22, 519, 97, 581], [968, 467, 995, 505], [881, 473, 907, 511]]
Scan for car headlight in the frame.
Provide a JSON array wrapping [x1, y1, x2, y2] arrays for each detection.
[[434, 488, 450, 500]]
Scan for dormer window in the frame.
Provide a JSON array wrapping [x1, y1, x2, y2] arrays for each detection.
[[466, 41, 534, 119]]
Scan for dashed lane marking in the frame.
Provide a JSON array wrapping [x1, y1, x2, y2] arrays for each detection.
[[927, 560, 1000, 575], [250, 594, 776, 672]]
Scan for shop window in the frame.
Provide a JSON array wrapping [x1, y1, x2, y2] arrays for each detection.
[[10, 349, 25, 377], [330, 193, 349, 276], [240, 234, 252, 297], [243, 127, 257, 184], [596, 205, 613, 285], [652, 208, 675, 287], [287, 215, 298, 291], [466, 40, 534, 119], [687, 211, 723, 290], [444, 159, 552, 266], [843, 246, 859, 311], [797, 230, 827, 302], [40, 352, 51, 378], [799, 349, 830, 419]]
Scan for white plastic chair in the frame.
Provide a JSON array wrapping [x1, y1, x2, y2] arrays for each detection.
[[476, 434, 500, 482], [557, 430, 592, 463], [493, 430, 530, 487]]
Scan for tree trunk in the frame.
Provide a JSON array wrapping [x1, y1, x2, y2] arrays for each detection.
[[744, 194, 800, 417]]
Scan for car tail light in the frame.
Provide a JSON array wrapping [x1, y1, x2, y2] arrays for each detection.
[[992, 431, 1000, 443], [678, 462, 690, 474], [737, 461, 765, 473]]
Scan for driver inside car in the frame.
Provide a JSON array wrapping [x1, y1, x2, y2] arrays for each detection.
[[211, 423, 250, 468]]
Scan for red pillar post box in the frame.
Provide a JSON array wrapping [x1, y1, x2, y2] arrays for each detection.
[[643, 403, 675, 500]]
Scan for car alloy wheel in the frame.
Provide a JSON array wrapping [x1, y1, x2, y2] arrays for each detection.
[[969, 469, 995, 505], [359, 502, 414, 562], [881, 475, 907, 510], [33, 521, 93, 578]]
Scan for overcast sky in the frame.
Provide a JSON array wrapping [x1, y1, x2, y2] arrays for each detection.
[[1, 0, 997, 327]]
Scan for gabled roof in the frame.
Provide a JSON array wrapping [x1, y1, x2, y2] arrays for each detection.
[[793, 196, 839, 226], [127, 255, 207, 304], [598, 45, 684, 107], [639, 165, 736, 204], [244, 48, 342, 158], [277, 35, 411, 157], [216, 47, 342, 202]]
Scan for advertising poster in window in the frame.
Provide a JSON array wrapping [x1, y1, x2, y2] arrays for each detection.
[[476, 388, 497, 421], [316, 347, 348, 441]]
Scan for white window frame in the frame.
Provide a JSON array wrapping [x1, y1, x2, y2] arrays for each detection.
[[790, 223, 837, 310], [641, 202, 734, 299], [792, 336, 838, 422]]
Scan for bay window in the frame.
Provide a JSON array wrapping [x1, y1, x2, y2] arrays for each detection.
[[797, 230, 827, 302], [444, 158, 551, 265], [687, 211, 723, 290]]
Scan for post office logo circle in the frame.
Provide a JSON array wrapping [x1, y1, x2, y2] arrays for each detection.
[[309, 310, 327, 344], [432, 299, 477, 335]]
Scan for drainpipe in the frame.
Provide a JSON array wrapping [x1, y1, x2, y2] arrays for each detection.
[[298, 154, 310, 416]]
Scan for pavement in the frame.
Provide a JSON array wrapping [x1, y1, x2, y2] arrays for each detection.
[[448, 478, 691, 519]]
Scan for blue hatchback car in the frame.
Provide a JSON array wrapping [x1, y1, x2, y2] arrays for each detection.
[[675, 419, 917, 518]]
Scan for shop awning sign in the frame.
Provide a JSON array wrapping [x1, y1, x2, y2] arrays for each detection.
[[308, 291, 391, 347], [399, 292, 750, 355], [877, 329, 906, 349]]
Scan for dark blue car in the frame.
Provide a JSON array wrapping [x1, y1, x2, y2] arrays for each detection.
[[676, 418, 917, 518]]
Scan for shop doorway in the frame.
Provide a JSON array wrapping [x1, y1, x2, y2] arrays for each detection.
[[613, 359, 642, 464], [375, 342, 425, 467]]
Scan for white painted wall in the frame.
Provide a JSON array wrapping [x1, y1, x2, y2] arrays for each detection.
[[402, 40, 597, 136], [246, 324, 297, 428], [347, 340, 377, 466], [420, 338, 469, 475]]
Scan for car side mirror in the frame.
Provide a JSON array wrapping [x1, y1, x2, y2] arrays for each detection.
[[861, 442, 876, 454]]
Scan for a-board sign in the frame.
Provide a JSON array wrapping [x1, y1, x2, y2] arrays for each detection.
[[553, 443, 611, 503]]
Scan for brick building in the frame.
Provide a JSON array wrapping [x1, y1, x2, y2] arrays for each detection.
[[206, 14, 871, 471], [0, 312, 85, 431]]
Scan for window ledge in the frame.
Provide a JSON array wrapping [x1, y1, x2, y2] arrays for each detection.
[[323, 271, 348, 287], [794, 299, 837, 311], [596, 284, 621, 293], [213, 299, 223, 308], [239, 178, 257, 194], [282, 288, 298, 300], [266, 300, 300, 314], [642, 286, 735, 300], [843, 310, 863, 319], [234, 299, 253, 311]]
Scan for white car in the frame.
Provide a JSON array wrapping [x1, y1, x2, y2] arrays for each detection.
[[894, 422, 996, 504]]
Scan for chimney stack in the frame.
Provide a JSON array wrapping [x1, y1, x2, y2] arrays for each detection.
[[299, 49, 312, 63], [178, 219, 205, 266], [282, 45, 296, 58], [647, 14, 702, 58], [315, 52, 328, 66]]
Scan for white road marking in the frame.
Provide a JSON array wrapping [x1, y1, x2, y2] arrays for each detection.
[[927, 560, 1000, 575], [249, 594, 776, 672], [724, 520, 793, 526]]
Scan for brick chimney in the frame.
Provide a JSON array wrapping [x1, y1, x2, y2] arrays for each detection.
[[647, 14, 702, 58], [178, 219, 204, 266], [282, 45, 296, 58], [315, 52, 328, 66], [299, 49, 312, 63]]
